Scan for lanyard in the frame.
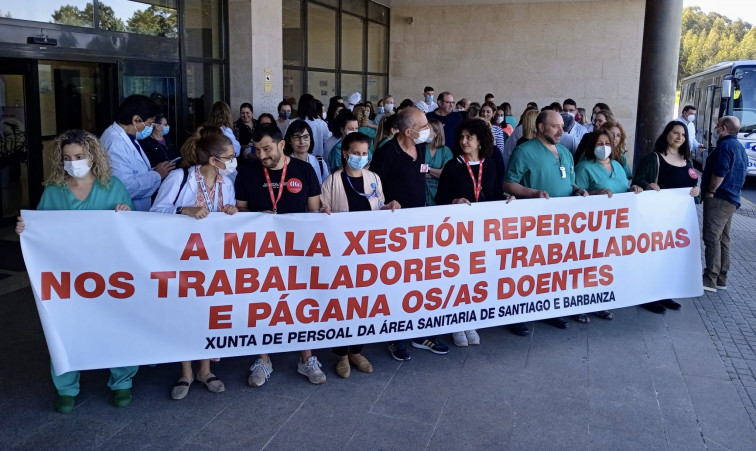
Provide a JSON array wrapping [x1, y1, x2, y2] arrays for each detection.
[[263, 157, 288, 213], [464, 156, 484, 202], [197, 172, 221, 212], [345, 173, 378, 199]]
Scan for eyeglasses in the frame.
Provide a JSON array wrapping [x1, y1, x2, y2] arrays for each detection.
[[292, 134, 311, 141], [215, 155, 236, 162]]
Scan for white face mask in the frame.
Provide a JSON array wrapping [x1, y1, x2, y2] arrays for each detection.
[[217, 157, 237, 176], [495, 116, 504, 124], [384, 103, 395, 113], [594, 145, 612, 160], [566, 111, 576, 118], [63, 159, 92, 178], [414, 128, 431, 144], [687, 114, 695, 122]]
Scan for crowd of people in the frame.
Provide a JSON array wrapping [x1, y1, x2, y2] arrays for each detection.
[[15, 86, 749, 413]]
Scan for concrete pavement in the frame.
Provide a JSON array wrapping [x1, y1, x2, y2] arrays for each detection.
[[1, 204, 756, 449]]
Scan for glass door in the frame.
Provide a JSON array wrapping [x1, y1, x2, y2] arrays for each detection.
[[0, 59, 40, 224], [122, 61, 180, 144]]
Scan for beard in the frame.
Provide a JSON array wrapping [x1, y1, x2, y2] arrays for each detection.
[[543, 134, 557, 145]]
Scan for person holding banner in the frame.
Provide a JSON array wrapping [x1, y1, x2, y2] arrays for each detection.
[[150, 126, 238, 399], [503, 110, 589, 333], [319, 131, 400, 377], [370, 106, 450, 360], [15, 129, 135, 413], [435, 117, 512, 346], [632, 120, 701, 313], [574, 128, 643, 323], [235, 123, 328, 386]]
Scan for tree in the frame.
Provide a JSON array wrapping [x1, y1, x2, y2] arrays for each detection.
[[51, 2, 124, 31], [127, 6, 177, 38], [678, 7, 755, 86]]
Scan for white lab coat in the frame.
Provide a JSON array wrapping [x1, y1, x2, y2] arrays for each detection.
[[221, 126, 241, 157], [101, 122, 161, 211], [150, 165, 236, 214]]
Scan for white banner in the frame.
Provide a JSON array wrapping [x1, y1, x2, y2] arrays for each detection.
[[20, 189, 702, 374]]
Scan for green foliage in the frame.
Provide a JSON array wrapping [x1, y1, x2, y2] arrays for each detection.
[[51, 2, 177, 37], [679, 6, 756, 85], [127, 6, 178, 38]]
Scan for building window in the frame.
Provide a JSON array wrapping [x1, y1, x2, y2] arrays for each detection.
[[282, 0, 389, 108], [2, 0, 178, 37], [184, 0, 226, 131]]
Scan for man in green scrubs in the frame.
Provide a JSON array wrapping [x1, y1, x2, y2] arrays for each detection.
[[503, 110, 588, 332]]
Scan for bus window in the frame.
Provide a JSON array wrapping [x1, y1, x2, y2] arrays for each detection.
[[733, 68, 756, 133]]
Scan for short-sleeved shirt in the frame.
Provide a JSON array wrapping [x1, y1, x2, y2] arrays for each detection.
[[575, 159, 630, 194], [505, 138, 575, 198], [37, 177, 134, 211], [370, 138, 427, 208], [234, 157, 321, 213], [426, 111, 463, 148]]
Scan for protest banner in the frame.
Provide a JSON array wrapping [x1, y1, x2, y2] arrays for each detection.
[[20, 189, 702, 374]]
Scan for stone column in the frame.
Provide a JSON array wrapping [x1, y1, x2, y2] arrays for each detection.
[[633, 0, 683, 169], [228, 0, 283, 116]]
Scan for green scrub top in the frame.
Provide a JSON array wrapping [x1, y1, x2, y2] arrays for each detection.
[[505, 138, 575, 198], [425, 145, 453, 206], [37, 177, 134, 211], [575, 159, 630, 194]]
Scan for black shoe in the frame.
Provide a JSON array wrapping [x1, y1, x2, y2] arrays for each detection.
[[508, 322, 530, 336], [411, 337, 449, 354], [388, 342, 411, 361], [659, 299, 681, 310], [640, 301, 666, 314], [544, 317, 569, 329]]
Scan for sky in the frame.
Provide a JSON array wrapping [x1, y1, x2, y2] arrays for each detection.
[[6, 1, 756, 30], [683, 0, 756, 26]]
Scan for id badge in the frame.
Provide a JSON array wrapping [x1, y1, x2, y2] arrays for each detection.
[[420, 163, 429, 173], [559, 166, 566, 179]]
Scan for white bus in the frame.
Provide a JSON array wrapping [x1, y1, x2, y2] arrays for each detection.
[[680, 60, 756, 175]]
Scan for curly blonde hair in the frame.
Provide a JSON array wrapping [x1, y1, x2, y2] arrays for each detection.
[[353, 105, 370, 127], [45, 130, 112, 187]]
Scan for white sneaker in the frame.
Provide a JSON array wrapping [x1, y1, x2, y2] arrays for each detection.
[[248, 358, 273, 387], [298, 356, 326, 384], [453, 331, 468, 347], [465, 329, 480, 345]]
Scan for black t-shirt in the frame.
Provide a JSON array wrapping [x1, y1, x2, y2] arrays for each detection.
[[341, 172, 372, 212], [435, 156, 503, 205], [658, 156, 698, 189], [370, 138, 427, 208], [234, 157, 321, 213]]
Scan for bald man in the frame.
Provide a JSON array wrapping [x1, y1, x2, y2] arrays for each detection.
[[701, 115, 748, 292], [503, 110, 588, 333]]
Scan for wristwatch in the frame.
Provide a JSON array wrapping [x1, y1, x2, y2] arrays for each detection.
[[176, 206, 183, 214]]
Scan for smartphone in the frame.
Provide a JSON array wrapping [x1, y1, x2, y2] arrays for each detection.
[[169, 156, 182, 164]]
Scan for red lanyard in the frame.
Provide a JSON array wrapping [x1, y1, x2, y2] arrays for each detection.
[[464, 156, 484, 202], [263, 157, 288, 212]]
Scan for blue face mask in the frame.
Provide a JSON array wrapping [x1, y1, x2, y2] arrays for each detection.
[[161, 125, 170, 136], [378, 106, 385, 114], [279, 111, 291, 119], [347, 154, 369, 171], [136, 121, 153, 140], [425, 95, 433, 103]]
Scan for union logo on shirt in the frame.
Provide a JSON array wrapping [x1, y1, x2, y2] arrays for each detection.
[[287, 178, 303, 194], [688, 168, 698, 179]]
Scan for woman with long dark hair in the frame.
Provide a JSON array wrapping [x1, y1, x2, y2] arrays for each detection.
[[632, 120, 701, 314], [297, 94, 332, 158]]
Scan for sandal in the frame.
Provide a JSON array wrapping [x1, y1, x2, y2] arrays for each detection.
[[593, 310, 614, 320], [196, 372, 225, 393], [171, 376, 193, 400], [575, 314, 590, 323]]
